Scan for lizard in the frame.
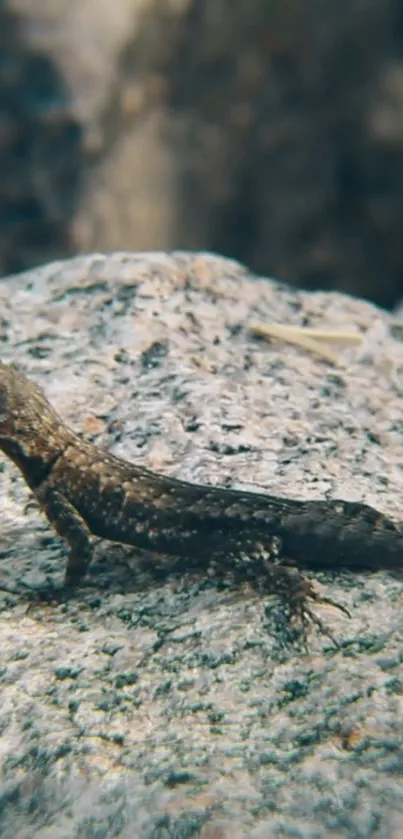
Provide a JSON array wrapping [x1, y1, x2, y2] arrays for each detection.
[[1, 358, 403, 636]]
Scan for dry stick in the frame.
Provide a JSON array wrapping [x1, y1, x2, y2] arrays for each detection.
[[249, 323, 363, 365]]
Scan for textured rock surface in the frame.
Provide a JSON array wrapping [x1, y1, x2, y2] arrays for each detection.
[[1, 251, 403, 837]]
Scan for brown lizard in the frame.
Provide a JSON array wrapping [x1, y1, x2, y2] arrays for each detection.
[[1, 358, 402, 635]]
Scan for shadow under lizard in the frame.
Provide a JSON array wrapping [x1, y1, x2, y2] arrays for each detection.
[[1, 359, 403, 638]]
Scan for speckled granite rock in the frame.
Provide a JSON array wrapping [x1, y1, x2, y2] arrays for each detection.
[[1, 251, 403, 838]]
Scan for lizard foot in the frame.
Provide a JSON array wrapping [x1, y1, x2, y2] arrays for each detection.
[[268, 565, 350, 647], [290, 577, 351, 647]]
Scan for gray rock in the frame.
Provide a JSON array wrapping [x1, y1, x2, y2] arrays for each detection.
[[1, 251, 403, 838]]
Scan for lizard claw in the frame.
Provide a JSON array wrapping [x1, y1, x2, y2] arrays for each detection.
[[309, 589, 352, 619], [284, 572, 350, 647], [300, 588, 352, 647]]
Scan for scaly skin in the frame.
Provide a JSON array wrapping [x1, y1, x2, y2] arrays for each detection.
[[1, 359, 403, 639]]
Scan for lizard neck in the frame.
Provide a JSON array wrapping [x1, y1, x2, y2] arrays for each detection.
[[0, 425, 75, 490], [1, 437, 62, 488]]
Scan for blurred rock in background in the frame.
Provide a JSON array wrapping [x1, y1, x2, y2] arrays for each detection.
[[1, 0, 403, 306]]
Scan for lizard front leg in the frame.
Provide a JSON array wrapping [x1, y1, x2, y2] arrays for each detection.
[[36, 480, 93, 585]]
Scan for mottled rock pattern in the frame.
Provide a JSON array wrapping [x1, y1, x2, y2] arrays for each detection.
[[1, 251, 403, 837]]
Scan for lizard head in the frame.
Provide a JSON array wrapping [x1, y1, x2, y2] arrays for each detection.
[[0, 360, 72, 467], [0, 360, 21, 433]]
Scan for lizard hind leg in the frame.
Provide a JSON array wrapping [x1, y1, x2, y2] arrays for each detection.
[[258, 552, 351, 647], [218, 538, 347, 645], [299, 584, 351, 647]]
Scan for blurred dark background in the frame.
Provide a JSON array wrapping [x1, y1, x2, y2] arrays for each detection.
[[2, 0, 403, 307]]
